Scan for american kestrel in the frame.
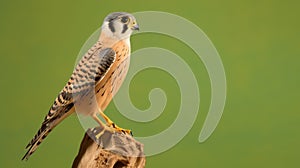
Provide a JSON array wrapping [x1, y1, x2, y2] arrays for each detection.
[[22, 12, 139, 160]]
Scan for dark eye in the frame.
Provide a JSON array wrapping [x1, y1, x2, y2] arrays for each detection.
[[121, 16, 129, 23]]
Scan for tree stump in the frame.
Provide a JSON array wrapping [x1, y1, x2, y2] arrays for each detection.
[[72, 127, 146, 168]]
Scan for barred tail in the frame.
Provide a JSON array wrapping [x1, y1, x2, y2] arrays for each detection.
[[22, 123, 52, 160], [22, 101, 74, 160]]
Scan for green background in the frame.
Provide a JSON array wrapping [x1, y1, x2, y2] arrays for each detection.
[[1, 0, 299, 167]]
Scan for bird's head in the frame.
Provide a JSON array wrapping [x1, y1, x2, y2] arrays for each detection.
[[101, 12, 139, 40]]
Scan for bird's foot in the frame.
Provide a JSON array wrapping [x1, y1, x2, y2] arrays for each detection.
[[107, 122, 132, 136]]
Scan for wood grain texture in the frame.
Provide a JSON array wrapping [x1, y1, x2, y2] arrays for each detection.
[[72, 127, 146, 168]]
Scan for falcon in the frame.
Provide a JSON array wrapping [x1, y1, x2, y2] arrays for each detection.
[[22, 12, 139, 160]]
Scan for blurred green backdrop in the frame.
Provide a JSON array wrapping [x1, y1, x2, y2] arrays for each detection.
[[0, 0, 299, 167]]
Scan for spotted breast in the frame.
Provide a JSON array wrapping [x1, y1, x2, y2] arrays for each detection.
[[95, 40, 130, 112]]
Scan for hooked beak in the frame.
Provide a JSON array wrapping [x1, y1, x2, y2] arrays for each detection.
[[132, 24, 140, 31]]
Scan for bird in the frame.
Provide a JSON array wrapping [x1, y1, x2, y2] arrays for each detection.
[[22, 12, 139, 160]]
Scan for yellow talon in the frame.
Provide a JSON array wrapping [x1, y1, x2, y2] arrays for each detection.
[[111, 123, 132, 135], [97, 109, 132, 135]]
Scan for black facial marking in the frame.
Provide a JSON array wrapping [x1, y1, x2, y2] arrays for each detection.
[[108, 21, 115, 32], [121, 16, 129, 23], [122, 24, 128, 34]]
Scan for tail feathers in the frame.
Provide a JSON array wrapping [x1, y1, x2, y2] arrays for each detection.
[[22, 125, 52, 161], [22, 113, 58, 160], [25, 122, 49, 149], [22, 94, 75, 160], [22, 105, 74, 160]]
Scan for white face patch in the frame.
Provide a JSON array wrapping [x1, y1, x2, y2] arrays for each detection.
[[102, 16, 133, 40]]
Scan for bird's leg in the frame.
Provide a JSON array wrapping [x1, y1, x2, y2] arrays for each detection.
[[92, 114, 109, 139], [92, 114, 106, 128], [98, 109, 132, 135]]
